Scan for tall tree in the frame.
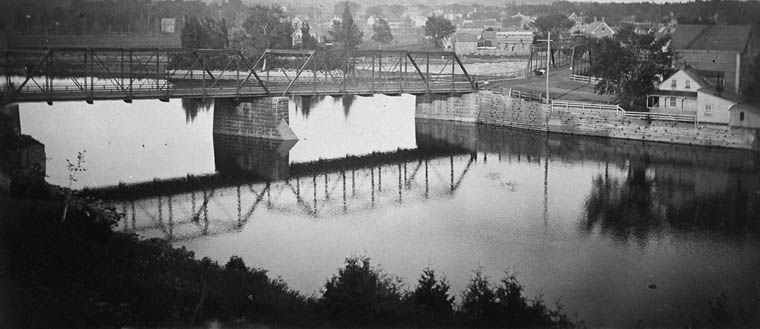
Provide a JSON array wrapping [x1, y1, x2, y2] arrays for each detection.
[[329, 6, 363, 50], [424, 15, 455, 49], [589, 29, 674, 110], [371, 18, 393, 44], [744, 54, 760, 102], [531, 14, 574, 39], [333, 1, 361, 17], [300, 23, 318, 50], [234, 5, 293, 56]]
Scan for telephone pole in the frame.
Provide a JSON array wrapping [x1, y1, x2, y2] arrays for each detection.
[[537, 32, 551, 104]]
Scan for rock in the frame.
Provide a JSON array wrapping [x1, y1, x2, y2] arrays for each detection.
[[648, 283, 657, 289]]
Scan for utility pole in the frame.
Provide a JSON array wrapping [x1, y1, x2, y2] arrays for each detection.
[[537, 32, 551, 104], [547, 32, 551, 103]]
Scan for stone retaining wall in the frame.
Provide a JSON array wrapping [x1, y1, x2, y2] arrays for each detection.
[[415, 91, 759, 150]]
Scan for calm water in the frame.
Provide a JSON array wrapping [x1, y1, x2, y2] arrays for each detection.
[[19, 95, 760, 327]]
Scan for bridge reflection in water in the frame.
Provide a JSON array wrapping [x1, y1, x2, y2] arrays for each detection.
[[96, 119, 760, 243], [104, 124, 477, 241]]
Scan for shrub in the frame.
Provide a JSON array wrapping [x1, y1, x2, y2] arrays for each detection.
[[320, 257, 407, 325], [409, 268, 455, 325]]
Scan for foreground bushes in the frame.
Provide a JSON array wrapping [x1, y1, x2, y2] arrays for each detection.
[[1, 196, 573, 328]]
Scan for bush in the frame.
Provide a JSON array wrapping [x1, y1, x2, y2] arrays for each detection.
[[320, 257, 407, 325], [409, 268, 455, 325], [458, 270, 573, 328]]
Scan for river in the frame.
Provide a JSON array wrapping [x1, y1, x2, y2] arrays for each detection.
[[18, 95, 760, 327]]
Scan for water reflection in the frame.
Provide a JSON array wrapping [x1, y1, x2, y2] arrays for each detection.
[[342, 95, 356, 118], [583, 162, 667, 244], [213, 134, 296, 180], [181, 98, 212, 123]]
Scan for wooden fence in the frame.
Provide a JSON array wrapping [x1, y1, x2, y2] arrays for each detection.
[[499, 87, 699, 126], [568, 74, 603, 84]]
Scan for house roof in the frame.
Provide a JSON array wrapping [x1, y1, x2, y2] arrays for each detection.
[[671, 25, 752, 53], [462, 19, 499, 29], [481, 31, 497, 41], [682, 68, 713, 89], [729, 102, 760, 115], [698, 84, 745, 103], [571, 21, 615, 36], [453, 33, 479, 42]]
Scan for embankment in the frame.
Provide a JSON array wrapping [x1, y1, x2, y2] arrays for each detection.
[[415, 91, 759, 150]]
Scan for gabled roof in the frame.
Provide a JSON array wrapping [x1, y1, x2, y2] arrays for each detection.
[[571, 21, 615, 36], [671, 24, 752, 53], [682, 68, 713, 89]]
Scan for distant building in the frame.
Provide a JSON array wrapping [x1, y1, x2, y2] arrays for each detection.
[[570, 19, 616, 39], [453, 30, 533, 56], [453, 33, 478, 55], [670, 24, 756, 95], [160, 18, 175, 34], [495, 31, 533, 56], [462, 19, 500, 31]]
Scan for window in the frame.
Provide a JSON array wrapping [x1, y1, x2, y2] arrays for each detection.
[[705, 104, 712, 116], [671, 79, 677, 88], [740, 112, 745, 121], [647, 96, 660, 108], [685, 80, 690, 89], [669, 97, 676, 107]]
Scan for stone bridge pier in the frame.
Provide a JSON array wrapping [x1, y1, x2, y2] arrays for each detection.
[[213, 97, 298, 141], [414, 93, 483, 123]]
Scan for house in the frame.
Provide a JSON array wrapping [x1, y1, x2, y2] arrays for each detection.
[[453, 33, 478, 55], [670, 25, 756, 95], [647, 68, 760, 128], [568, 12, 583, 25], [570, 18, 616, 39], [646, 68, 707, 114], [160, 18, 175, 34]]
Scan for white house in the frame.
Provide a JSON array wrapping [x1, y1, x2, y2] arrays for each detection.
[[647, 68, 760, 127], [570, 19, 616, 39], [646, 69, 707, 114]]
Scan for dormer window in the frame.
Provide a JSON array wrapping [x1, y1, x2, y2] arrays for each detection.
[[671, 79, 677, 88], [685, 80, 690, 89]]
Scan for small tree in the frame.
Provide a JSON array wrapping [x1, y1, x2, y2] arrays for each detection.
[[320, 257, 405, 325], [329, 6, 363, 50], [371, 18, 393, 44], [409, 268, 454, 323], [424, 15, 455, 48]]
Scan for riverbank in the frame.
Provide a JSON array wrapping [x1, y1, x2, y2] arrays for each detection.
[[0, 184, 575, 328]]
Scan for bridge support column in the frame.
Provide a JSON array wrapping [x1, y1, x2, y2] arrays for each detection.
[[414, 93, 482, 122], [213, 97, 298, 141]]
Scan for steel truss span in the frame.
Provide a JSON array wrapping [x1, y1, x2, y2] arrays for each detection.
[[1, 48, 477, 104]]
